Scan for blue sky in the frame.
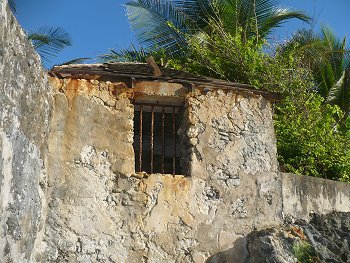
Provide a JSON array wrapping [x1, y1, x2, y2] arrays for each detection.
[[15, 0, 350, 67]]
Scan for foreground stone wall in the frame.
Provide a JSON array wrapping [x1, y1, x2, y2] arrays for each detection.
[[0, 0, 52, 261]]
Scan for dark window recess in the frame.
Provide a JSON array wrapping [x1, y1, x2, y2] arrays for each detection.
[[133, 102, 182, 175]]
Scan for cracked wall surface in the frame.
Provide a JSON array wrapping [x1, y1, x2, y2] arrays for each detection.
[[43, 78, 283, 262], [1, 0, 350, 261], [44, 77, 350, 263], [0, 0, 52, 261]]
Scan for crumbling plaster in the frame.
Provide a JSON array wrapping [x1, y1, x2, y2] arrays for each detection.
[[1, 0, 350, 260], [43, 76, 350, 263], [42, 77, 283, 262]]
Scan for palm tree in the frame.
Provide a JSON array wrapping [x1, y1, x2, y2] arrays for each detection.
[[125, 0, 310, 56], [283, 25, 350, 115]]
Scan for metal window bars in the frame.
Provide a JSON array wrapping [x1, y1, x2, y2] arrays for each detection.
[[133, 102, 182, 175]]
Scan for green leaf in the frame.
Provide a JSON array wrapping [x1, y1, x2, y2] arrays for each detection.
[[327, 70, 345, 105], [125, 0, 189, 55], [28, 26, 72, 67]]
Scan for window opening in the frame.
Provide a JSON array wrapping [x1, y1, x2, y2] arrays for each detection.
[[133, 102, 183, 175]]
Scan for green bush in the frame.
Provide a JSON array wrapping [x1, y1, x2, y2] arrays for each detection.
[[177, 25, 350, 182], [293, 241, 319, 263], [275, 94, 350, 182]]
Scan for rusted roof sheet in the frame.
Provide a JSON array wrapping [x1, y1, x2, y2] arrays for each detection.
[[49, 63, 281, 100]]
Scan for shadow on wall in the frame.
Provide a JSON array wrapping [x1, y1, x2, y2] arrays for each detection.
[[206, 237, 248, 263]]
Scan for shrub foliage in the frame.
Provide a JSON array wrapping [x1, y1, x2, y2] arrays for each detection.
[[172, 23, 350, 182]]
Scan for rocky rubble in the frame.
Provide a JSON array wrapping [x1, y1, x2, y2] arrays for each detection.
[[243, 212, 350, 263]]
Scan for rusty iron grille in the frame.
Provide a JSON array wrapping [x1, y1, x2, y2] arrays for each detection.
[[133, 102, 182, 175]]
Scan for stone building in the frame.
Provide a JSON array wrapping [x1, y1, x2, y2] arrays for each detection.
[[43, 62, 282, 262], [1, 0, 350, 262]]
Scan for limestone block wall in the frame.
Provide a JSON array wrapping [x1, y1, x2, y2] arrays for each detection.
[[182, 89, 282, 235], [43, 78, 283, 262], [0, 0, 52, 261]]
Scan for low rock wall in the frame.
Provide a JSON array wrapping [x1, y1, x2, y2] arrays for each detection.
[[281, 173, 350, 221]]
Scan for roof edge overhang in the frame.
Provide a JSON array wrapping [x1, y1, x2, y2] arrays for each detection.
[[49, 63, 282, 101]]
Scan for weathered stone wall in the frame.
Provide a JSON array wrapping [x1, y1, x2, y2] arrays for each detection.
[[1, 1, 350, 261], [281, 173, 350, 221], [183, 90, 279, 178], [43, 79, 283, 262], [181, 89, 283, 239], [44, 78, 350, 262], [207, 178, 350, 263], [0, 0, 52, 261], [43, 78, 135, 261]]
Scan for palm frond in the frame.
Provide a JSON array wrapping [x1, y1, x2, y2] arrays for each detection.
[[60, 58, 91, 65], [320, 25, 349, 77], [284, 25, 350, 114], [125, 0, 189, 56], [28, 26, 72, 66], [8, 0, 16, 13], [100, 44, 149, 62], [280, 29, 328, 69], [259, 8, 310, 38], [321, 25, 340, 50], [326, 71, 350, 114], [173, 0, 213, 30], [99, 43, 172, 65], [211, 0, 310, 40], [327, 71, 345, 105], [318, 62, 337, 97]]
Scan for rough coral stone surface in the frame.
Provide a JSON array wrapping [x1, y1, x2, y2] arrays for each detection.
[[42, 79, 283, 262], [0, 0, 52, 261], [182, 89, 279, 180], [2, 0, 350, 260]]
